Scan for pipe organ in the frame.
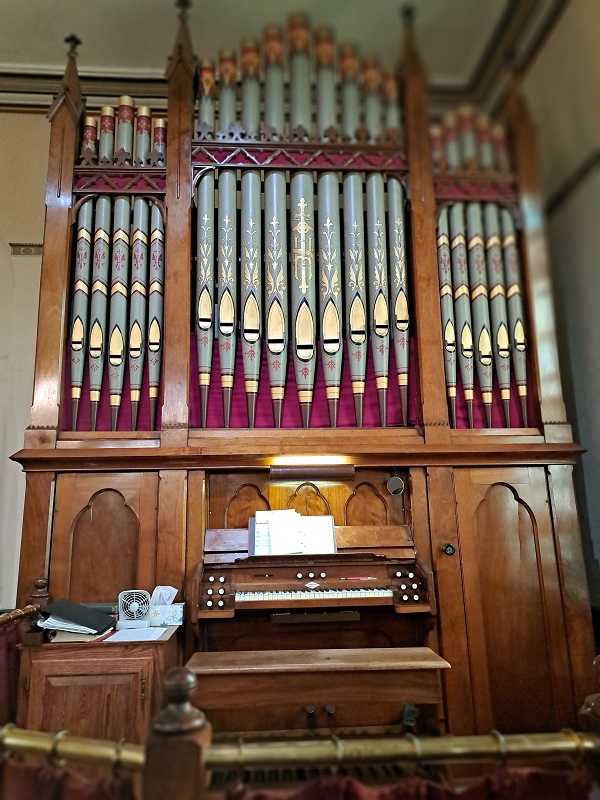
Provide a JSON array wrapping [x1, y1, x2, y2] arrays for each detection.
[[13, 5, 595, 742]]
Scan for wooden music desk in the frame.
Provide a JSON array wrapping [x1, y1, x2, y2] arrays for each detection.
[[187, 647, 450, 734]]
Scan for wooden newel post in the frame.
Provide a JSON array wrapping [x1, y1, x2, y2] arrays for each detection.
[[144, 667, 212, 800]]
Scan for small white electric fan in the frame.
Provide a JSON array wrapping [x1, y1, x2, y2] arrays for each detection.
[[116, 590, 151, 630]]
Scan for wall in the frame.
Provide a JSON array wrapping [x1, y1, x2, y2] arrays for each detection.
[[522, 0, 600, 604], [0, 114, 48, 608]]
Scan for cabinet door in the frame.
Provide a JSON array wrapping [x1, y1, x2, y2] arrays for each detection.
[[453, 467, 575, 733], [24, 653, 153, 743], [49, 472, 158, 602]]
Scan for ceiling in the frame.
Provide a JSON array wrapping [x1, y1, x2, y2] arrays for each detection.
[[0, 0, 566, 110]]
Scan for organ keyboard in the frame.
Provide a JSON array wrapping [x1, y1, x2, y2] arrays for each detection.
[[195, 552, 432, 619]]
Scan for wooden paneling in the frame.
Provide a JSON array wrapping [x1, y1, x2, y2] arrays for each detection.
[[454, 466, 576, 732], [16, 471, 55, 607], [49, 472, 158, 601]]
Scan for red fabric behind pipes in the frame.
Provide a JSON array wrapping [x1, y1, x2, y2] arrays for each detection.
[[225, 770, 594, 800], [189, 336, 419, 429], [0, 759, 135, 800]]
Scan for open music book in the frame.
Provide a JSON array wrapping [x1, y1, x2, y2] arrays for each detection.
[[250, 510, 337, 556]]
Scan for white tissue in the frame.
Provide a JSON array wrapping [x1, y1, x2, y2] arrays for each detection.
[[150, 585, 178, 605]]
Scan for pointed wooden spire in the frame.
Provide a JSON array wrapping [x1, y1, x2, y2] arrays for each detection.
[[48, 34, 83, 124], [166, 0, 195, 80], [400, 5, 422, 75]]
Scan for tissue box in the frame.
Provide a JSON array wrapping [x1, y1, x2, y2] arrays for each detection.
[[149, 603, 184, 627]]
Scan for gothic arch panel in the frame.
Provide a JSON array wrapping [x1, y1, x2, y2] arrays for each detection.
[[225, 483, 270, 528]]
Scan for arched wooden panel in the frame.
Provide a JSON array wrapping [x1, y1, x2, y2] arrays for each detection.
[[286, 482, 331, 516], [344, 482, 389, 526], [70, 489, 139, 603], [225, 483, 270, 529], [474, 483, 556, 731]]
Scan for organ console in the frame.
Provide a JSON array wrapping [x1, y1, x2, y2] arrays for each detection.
[[13, 1, 595, 743]]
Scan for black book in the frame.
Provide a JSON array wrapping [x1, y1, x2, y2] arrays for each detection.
[[40, 599, 116, 635]]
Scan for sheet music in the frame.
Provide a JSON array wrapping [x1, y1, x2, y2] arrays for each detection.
[[252, 510, 336, 556]]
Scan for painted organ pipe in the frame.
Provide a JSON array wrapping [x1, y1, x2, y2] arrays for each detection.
[[70, 116, 96, 429], [289, 13, 317, 428], [217, 50, 238, 427], [316, 28, 343, 428], [363, 59, 390, 427], [436, 208, 457, 427], [88, 106, 115, 431], [263, 27, 288, 427], [484, 202, 511, 426], [449, 203, 475, 428], [340, 44, 367, 427], [501, 208, 528, 425], [129, 106, 151, 430], [195, 61, 216, 427], [148, 203, 165, 431], [240, 41, 262, 427]]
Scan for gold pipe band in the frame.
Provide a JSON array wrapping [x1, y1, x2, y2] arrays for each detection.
[[454, 285, 469, 299], [447, 387, 457, 398], [245, 380, 259, 393], [89, 390, 101, 402], [490, 285, 505, 299], [518, 386, 527, 396], [437, 234, 449, 247], [507, 284, 521, 298], [486, 234, 501, 249], [298, 390, 313, 403], [482, 392, 492, 403], [111, 283, 128, 297], [471, 286, 488, 300], [451, 234, 466, 248], [221, 376, 234, 389], [84, 116, 98, 128], [118, 95, 135, 108], [91, 281, 107, 295], [109, 396, 121, 406], [132, 230, 148, 245], [375, 377, 388, 390], [130, 389, 141, 402], [270, 387, 285, 400], [440, 285, 452, 298], [151, 230, 165, 243], [501, 389, 511, 400], [397, 374, 408, 387], [77, 229, 92, 243], [73, 280, 89, 294], [149, 281, 163, 294], [352, 381, 365, 393], [326, 387, 340, 400], [199, 374, 211, 387], [149, 388, 159, 398], [468, 235, 484, 250], [464, 389, 474, 400], [113, 230, 129, 245], [136, 106, 151, 118], [94, 230, 110, 244], [503, 234, 516, 247], [100, 106, 115, 118], [71, 388, 81, 399], [153, 118, 167, 129], [131, 281, 147, 296]]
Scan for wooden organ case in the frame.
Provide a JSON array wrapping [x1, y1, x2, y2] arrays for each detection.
[[13, 6, 595, 739]]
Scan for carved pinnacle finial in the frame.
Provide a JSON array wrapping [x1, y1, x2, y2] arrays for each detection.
[[401, 5, 415, 25], [175, 0, 191, 21], [64, 34, 81, 59]]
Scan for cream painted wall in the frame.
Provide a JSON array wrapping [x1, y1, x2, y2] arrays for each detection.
[[522, 0, 600, 604], [0, 114, 48, 608]]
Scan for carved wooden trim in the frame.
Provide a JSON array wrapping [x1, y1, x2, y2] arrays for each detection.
[[224, 483, 270, 528], [344, 482, 389, 526], [286, 482, 331, 516]]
